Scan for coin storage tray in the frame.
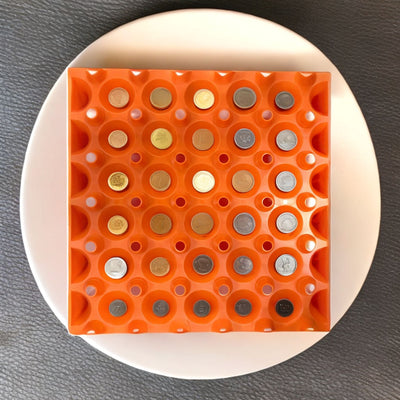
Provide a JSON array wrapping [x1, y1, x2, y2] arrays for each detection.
[[68, 68, 330, 334]]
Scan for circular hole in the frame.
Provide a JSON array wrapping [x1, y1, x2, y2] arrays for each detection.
[[305, 197, 316, 208], [131, 152, 141, 163], [85, 241, 96, 253], [262, 153, 273, 164], [176, 153, 186, 163], [175, 241, 186, 252], [175, 109, 186, 120], [218, 197, 229, 207], [131, 197, 142, 207], [262, 285, 273, 295], [305, 283, 316, 294], [219, 153, 229, 164], [262, 110, 273, 120], [174, 285, 186, 296], [130, 108, 142, 120], [305, 240, 316, 252], [175, 197, 186, 207], [219, 109, 230, 121], [218, 285, 230, 296], [130, 285, 142, 296], [218, 241, 229, 251], [305, 153, 316, 165], [262, 197, 273, 208], [85, 285, 97, 296], [85, 197, 97, 208], [86, 108, 97, 119], [263, 241, 273, 252], [131, 241, 141, 252], [85, 152, 97, 163], [305, 111, 315, 121]]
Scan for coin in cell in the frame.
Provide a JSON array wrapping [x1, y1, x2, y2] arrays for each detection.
[[192, 170, 215, 193], [234, 299, 252, 316], [150, 257, 170, 277], [150, 213, 172, 235], [150, 128, 173, 150], [276, 212, 298, 234], [107, 215, 128, 235], [194, 89, 215, 110], [191, 212, 214, 235], [150, 87, 172, 110], [233, 87, 257, 109], [276, 171, 297, 192], [234, 128, 255, 150], [108, 130, 128, 149], [275, 91, 295, 110], [233, 213, 256, 235], [149, 170, 171, 191], [192, 128, 214, 151], [276, 299, 294, 317], [276, 129, 298, 151], [233, 256, 253, 275], [108, 87, 130, 108], [232, 170, 255, 193], [274, 254, 297, 276], [109, 299, 127, 317], [193, 300, 211, 317], [193, 254, 214, 275], [153, 300, 169, 317], [108, 171, 129, 191], [104, 257, 128, 279]]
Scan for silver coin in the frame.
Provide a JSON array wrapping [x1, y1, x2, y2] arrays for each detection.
[[275, 91, 295, 110], [234, 128, 255, 150], [109, 299, 127, 317], [276, 171, 297, 192], [234, 299, 252, 316], [276, 129, 298, 151], [233, 213, 256, 235], [233, 87, 257, 109], [275, 254, 297, 276], [193, 255, 214, 275], [153, 300, 169, 317], [276, 212, 298, 233], [193, 300, 211, 317], [104, 257, 128, 279], [233, 256, 253, 275]]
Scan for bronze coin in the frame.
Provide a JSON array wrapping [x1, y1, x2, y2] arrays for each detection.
[[150, 257, 170, 277], [192, 128, 214, 151], [149, 170, 171, 191], [150, 87, 172, 110], [108, 87, 130, 108], [150, 213, 172, 235], [191, 212, 214, 235], [232, 170, 255, 193]]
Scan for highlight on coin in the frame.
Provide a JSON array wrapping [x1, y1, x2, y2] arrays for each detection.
[[192, 170, 215, 193], [105, 257, 128, 279], [108, 171, 129, 192], [193, 89, 215, 110]]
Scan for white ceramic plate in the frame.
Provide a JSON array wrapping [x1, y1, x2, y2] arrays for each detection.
[[20, 9, 380, 379]]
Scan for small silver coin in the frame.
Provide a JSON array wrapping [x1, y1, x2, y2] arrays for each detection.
[[234, 299, 252, 316], [193, 255, 214, 275], [276, 212, 298, 234], [275, 254, 297, 276], [109, 299, 127, 317], [234, 128, 256, 150], [276, 129, 298, 151], [233, 256, 254, 275], [276, 171, 297, 192], [153, 300, 170, 317], [275, 91, 295, 110], [104, 257, 128, 279], [233, 213, 256, 235], [193, 300, 211, 317]]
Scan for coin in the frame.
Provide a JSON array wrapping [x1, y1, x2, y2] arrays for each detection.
[[150, 257, 170, 277], [233, 256, 253, 275], [109, 299, 127, 317], [108, 171, 129, 192], [275, 254, 297, 276], [233, 87, 257, 109], [234, 128, 255, 150], [233, 213, 256, 235], [150, 87, 172, 109], [107, 215, 128, 235], [104, 257, 128, 279], [192, 171, 215, 193], [153, 300, 169, 317], [150, 128, 173, 150], [192, 128, 214, 151], [275, 171, 297, 192], [108, 130, 128, 149], [149, 170, 171, 191], [150, 213, 172, 235], [275, 299, 294, 317], [276, 129, 298, 151], [108, 87, 130, 108], [232, 170, 255, 193], [275, 91, 295, 110], [193, 300, 211, 317], [276, 212, 298, 234], [191, 212, 214, 235], [192, 255, 214, 275], [234, 299, 252, 316], [194, 89, 215, 110]]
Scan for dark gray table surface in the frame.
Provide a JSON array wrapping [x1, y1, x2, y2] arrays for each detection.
[[1, 1, 399, 399]]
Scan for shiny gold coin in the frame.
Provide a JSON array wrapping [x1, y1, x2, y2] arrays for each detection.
[[193, 89, 215, 110], [108, 130, 128, 149], [107, 215, 128, 235], [192, 171, 215, 193], [149, 170, 171, 192], [232, 170, 255, 193], [192, 128, 214, 151], [150, 87, 172, 110], [108, 87, 130, 108], [150, 128, 173, 150], [150, 213, 172, 235], [191, 212, 214, 235], [150, 257, 170, 277], [108, 172, 129, 192]]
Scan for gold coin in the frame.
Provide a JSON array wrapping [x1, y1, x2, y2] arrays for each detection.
[[192, 171, 215, 193], [191, 212, 214, 235], [107, 215, 128, 235], [108, 130, 128, 149], [150, 128, 173, 150], [192, 128, 214, 151], [108, 172, 129, 191], [149, 170, 171, 191], [193, 89, 215, 110], [108, 87, 130, 108], [150, 87, 172, 110], [150, 213, 172, 235], [232, 170, 255, 193], [149, 257, 170, 277]]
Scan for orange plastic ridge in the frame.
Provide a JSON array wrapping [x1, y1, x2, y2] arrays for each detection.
[[68, 68, 330, 334]]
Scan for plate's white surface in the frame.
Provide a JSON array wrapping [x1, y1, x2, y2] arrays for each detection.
[[20, 9, 380, 379]]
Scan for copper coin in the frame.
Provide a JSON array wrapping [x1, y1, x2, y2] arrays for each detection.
[[149, 170, 171, 191], [150, 87, 172, 110], [108, 130, 128, 149], [150, 257, 170, 277], [108, 87, 130, 108], [232, 170, 255, 193], [191, 212, 214, 235], [192, 128, 214, 151], [150, 213, 172, 235], [107, 215, 128, 235]]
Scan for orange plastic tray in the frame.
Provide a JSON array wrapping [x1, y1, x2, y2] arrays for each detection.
[[68, 68, 330, 334]]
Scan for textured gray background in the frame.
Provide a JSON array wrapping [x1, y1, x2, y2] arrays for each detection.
[[1, 1, 399, 399]]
